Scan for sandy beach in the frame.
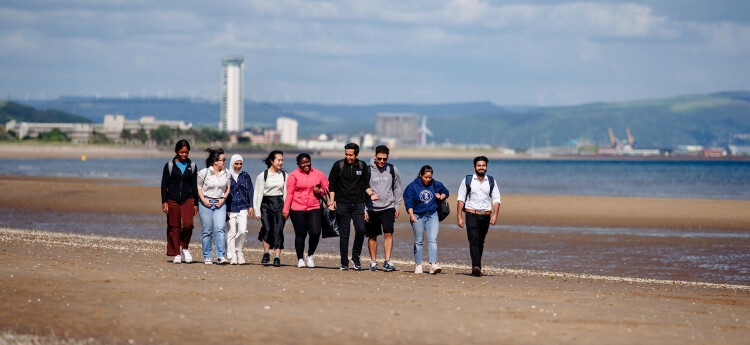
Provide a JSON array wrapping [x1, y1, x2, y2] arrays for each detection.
[[0, 175, 749, 343]]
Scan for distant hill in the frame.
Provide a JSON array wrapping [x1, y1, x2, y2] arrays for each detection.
[[15, 92, 750, 148], [0, 101, 91, 124]]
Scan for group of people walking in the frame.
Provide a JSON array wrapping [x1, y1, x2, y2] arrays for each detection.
[[161, 140, 501, 276]]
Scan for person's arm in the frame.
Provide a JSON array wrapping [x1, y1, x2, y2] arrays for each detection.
[[328, 162, 339, 209], [392, 166, 402, 217], [490, 180, 502, 225], [456, 178, 467, 228], [435, 181, 449, 200], [245, 173, 254, 218], [282, 173, 297, 219], [216, 172, 230, 208], [196, 169, 210, 207], [253, 173, 264, 220], [160, 163, 169, 213], [362, 163, 377, 201], [408, 208, 417, 223]]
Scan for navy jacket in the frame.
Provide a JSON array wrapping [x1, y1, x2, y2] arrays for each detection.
[[402, 177, 449, 216], [228, 171, 254, 213]]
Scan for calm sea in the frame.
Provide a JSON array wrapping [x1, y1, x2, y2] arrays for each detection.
[[2, 157, 750, 199]]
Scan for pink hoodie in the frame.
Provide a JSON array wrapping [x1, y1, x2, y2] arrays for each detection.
[[283, 167, 329, 213]]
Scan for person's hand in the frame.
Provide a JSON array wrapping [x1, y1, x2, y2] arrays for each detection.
[[248, 208, 254, 218], [193, 206, 198, 216], [394, 209, 400, 218], [256, 216, 261, 221], [437, 193, 446, 200], [371, 194, 379, 201], [410, 215, 417, 223], [202, 200, 211, 208], [364, 211, 369, 222], [216, 200, 224, 208], [162, 203, 168, 213], [313, 186, 321, 195], [328, 200, 336, 211], [490, 214, 498, 225], [283, 212, 289, 220], [457, 217, 464, 229]]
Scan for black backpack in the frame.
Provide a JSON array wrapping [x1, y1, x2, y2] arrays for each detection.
[[464, 175, 495, 202]]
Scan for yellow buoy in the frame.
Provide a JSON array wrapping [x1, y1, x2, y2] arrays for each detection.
[[81, 155, 87, 161]]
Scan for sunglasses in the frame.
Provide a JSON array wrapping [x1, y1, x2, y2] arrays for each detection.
[[375, 157, 388, 161]]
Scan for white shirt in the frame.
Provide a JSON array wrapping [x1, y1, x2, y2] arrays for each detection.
[[197, 167, 230, 198], [253, 169, 288, 208], [456, 174, 501, 211]]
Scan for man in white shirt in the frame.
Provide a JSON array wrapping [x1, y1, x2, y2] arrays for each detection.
[[456, 156, 501, 277]]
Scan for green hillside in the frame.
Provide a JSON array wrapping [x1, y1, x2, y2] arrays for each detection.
[[429, 92, 750, 149], [0, 101, 91, 124]]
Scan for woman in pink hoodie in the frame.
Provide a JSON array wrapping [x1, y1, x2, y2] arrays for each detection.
[[283, 153, 330, 268]]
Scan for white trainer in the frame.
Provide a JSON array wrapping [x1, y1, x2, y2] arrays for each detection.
[[237, 252, 246, 265], [306, 256, 315, 268], [218, 257, 228, 264], [429, 263, 442, 274], [181, 249, 192, 263], [230, 256, 238, 265], [204, 258, 213, 265], [173, 255, 182, 264], [414, 264, 423, 274], [297, 259, 306, 268]]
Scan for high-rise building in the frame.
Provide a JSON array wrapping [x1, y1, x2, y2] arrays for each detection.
[[220, 56, 244, 132], [277, 117, 299, 146], [375, 113, 419, 147]]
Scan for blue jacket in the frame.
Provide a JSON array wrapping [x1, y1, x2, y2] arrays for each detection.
[[228, 171, 254, 213], [403, 177, 449, 216]]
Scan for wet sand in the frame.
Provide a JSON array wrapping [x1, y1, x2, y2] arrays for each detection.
[[1, 228, 748, 344]]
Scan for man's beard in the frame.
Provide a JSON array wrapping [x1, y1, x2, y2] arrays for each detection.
[[475, 170, 486, 177]]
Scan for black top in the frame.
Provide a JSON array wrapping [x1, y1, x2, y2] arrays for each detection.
[[328, 159, 370, 204], [160, 157, 199, 204]]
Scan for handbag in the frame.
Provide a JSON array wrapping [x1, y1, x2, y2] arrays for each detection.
[[433, 183, 450, 222], [320, 195, 339, 238]]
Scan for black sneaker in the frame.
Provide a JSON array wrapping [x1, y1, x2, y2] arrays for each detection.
[[273, 257, 281, 267], [340, 265, 349, 271], [383, 260, 395, 272], [261, 252, 270, 264], [472, 266, 482, 277], [351, 257, 362, 270]]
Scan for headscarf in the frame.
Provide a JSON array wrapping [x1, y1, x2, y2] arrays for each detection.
[[229, 154, 243, 181]]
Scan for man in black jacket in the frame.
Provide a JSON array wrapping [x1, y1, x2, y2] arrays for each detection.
[[328, 143, 376, 270]]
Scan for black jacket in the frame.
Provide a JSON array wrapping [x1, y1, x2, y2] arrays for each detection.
[[160, 157, 199, 204], [328, 159, 370, 204]]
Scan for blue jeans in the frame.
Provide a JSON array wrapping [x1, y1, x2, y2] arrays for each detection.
[[199, 202, 227, 260], [411, 211, 439, 264]]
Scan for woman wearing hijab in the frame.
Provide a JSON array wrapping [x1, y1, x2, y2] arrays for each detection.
[[283, 153, 329, 268], [226, 154, 254, 265], [253, 150, 287, 267]]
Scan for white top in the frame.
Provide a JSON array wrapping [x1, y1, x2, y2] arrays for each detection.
[[253, 169, 288, 207], [197, 167, 230, 198], [456, 174, 501, 212]]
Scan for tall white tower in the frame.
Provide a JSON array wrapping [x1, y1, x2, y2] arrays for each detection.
[[220, 56, 244, 132], [277, 117, 299, 146]]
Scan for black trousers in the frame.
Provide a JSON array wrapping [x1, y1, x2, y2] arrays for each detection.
[[466, 213, 491, 268], [289, 209, 322, 260], [336, 202, 366, 266]]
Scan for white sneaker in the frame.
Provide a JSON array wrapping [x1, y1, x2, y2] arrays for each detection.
[[181, 249, 192, 263], [414, 264, 423, 274], [218, 257, 228, 264], [306, 256, 315, 268], [429, 263, 442, 274], [297, 259, 306, 268], [230, 256, 238, 265], [173, 255, 182, 264], [237, 252, 246, 265], [204, 258, 213, 265]]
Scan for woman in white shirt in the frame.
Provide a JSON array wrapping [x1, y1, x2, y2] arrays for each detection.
[[197, 148, 231, 264], [254, 150, 287, 267]]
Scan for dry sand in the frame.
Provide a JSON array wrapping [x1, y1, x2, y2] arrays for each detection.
[[1, 228, 748, 345]]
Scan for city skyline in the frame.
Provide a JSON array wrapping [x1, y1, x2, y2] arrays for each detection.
[[1, 1, 750, 106]]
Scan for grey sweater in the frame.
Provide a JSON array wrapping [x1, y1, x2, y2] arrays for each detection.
[[365, 157, 403, 212]]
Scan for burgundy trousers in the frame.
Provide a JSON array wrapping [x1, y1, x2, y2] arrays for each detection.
[[166, 198, 195, 256]]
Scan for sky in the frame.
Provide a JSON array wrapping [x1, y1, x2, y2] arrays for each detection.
[[1, 0, 749, 106]]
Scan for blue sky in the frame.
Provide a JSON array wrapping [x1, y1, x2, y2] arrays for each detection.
[[1, 0, 749, 106]]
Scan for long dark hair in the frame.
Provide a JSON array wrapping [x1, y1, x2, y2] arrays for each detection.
[[418, 165, 433, 177], [263, 150, 283, 168], [204, 148, 224, 168], [174, 139, 190, 153]]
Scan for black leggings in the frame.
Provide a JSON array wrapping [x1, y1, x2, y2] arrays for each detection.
[[289, 209, 322, 260]]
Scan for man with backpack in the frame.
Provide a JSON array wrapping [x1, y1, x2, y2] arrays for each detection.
[[456, 156, 501, 277], [365, 145, 402, 272], [328, 143, 376, 270]]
